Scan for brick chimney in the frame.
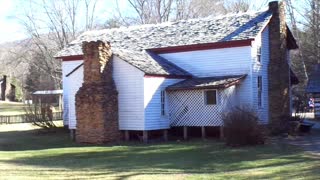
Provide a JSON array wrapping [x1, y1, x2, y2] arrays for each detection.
[[268, 1, 290, 123], [1, 75, 6, 101], [75, 41, 121, 144]]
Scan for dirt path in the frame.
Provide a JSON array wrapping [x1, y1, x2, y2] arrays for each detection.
[[284, 130, 320, 155]]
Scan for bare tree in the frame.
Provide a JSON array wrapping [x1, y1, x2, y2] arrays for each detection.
[[126, 0, 174, 24], [225, 0, 251, 13], [12, 0, 99, 92], [175, 0, 226, 20]]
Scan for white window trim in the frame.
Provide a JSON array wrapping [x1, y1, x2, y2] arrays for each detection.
[[257, 76, 263, 108], [204, 89, 218, 105], [257, 46, 262, 64]]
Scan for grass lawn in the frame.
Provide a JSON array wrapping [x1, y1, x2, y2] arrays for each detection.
[[0, 124, 319, 179], [0, 101, 27, 115]]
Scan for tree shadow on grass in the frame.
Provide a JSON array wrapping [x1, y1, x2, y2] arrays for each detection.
[[0, 128, 82, 151], [3, 139, 320, 178], [1, 127, 320, 178]]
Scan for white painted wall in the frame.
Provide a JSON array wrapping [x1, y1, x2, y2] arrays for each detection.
[[159, 46, 251, 77], [251, 26, 269, 123], [113, 56, 145, 130], [144, 77, 184, 130], [67, 65, 83, 129], [62, 60, 83, 126]]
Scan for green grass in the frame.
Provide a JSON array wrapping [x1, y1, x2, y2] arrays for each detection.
[[0, 124, 319, 179], [0, 101, 27, 115]]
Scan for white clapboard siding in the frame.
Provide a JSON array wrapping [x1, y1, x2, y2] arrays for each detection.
[[144, 77, 184, 130], [62, 60, 83, 126], [159, 46, 251, 77], [67, 65, 84, 129], [113, 56, 145, 130], [251, 26, 269, 123]]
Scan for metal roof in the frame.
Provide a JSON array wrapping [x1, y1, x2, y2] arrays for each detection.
[[33, 90, 63, 95]]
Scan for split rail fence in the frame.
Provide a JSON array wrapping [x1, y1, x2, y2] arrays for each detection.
[[0, 112, 62, 124]]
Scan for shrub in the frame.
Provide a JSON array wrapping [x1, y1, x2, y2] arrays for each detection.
[[24, 100, 57, 129], [269, 114, 302, 136], [222, 107, 266, 147]]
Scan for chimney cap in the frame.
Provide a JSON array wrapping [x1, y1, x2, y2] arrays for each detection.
[[269, 1, 281, 13], [269, 1, 279, 8]]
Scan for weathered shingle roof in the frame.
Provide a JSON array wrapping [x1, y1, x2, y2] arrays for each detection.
[[57, 10, 272, 76], [113, 49, 191, 76], [167, 75, 247, 90], [306, 64, 320, 93], [56, 10, 272, 58]]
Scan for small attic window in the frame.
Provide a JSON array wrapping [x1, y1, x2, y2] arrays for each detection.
[[205, 90, 217, 105], [257, 46, 262, 63]]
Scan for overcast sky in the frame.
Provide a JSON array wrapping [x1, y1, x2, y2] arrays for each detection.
[[0, 0, 302, 44]]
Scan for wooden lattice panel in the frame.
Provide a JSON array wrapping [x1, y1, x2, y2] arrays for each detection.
[[167, 86, 236, 127]]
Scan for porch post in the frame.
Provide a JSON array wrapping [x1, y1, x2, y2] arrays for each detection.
[[143, 130, 148, 143], [70, 129, 76, 141], [124, 130, 130, 141], [183, 126, 188, 140], [201, 126, 206, 140], [220, 126, 224, 139], [58, 94, 62, 111], [163, 129, 168, 141]]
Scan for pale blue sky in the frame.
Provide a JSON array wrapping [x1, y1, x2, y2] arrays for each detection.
[[0, 0, 304, 43], [0, 0, 132, 43]]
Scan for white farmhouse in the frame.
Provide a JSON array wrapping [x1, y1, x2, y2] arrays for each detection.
[[56, 1, 298, 143]]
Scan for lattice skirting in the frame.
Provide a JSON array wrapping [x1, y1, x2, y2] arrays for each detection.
[[167, 86, 236, 127]]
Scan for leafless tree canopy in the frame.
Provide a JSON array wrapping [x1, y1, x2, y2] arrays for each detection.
[[0, 0, 319, 100], [0, 0, 99, 96]]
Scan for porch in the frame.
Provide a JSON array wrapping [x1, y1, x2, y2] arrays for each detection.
[[165, 75, 247, 139]]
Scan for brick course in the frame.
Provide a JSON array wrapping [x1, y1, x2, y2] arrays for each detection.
[[268, 1, 290, 123], [75, 41, 121, 144]]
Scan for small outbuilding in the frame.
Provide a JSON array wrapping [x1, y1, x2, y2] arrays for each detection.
[[32, 90, 63, 111]]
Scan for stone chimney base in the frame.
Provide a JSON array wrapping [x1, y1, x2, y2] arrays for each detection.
[[76, 83, 122, 144]]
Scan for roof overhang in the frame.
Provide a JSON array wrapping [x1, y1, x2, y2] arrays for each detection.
[[66, 63, 84, 77], [166, 74, 247, 91], [55, 55, 84, 61], [148, 39, 253, 54]]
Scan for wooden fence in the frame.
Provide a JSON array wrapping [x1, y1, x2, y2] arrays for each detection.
[[0, 112, 62, 124]]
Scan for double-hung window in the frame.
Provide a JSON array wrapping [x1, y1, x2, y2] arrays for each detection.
[[161, 91, 165, 116], [257, 46, 261, 63], [258, 76, 262, 107]]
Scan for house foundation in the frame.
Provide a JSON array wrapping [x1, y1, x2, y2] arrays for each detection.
[[201, 126, 206, 140]]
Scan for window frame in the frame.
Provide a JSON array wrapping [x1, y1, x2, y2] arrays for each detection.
[[161, 90, 166, 116], [257, 76, 262, 108], [257, 46, 262, 63], [204, 90, 218, 105]]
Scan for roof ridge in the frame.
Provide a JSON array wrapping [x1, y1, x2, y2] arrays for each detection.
[[79, 9, 269, 39]]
